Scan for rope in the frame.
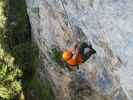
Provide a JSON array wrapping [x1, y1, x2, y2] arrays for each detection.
[[60, 0, 74, 33], [60, 0, 79, 42]]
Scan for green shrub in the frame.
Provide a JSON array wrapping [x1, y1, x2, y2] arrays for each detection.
[[0, 0, 23, 99], [0, 0, 7, 48], [11, 42, 39, 80], [0, 48, 22, 99], [51, 47, 63, 65], [11, 42, 38, 67], [25, 76, 54, 100], [6, 0, 30, 49]]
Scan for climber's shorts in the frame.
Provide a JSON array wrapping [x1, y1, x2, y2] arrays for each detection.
[[79, 42, 96, 61]]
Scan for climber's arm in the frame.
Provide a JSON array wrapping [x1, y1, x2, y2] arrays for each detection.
[[72, 42, 80, 59]]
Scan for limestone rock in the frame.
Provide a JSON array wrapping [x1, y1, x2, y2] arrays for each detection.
[[26, 0, 133, 100]]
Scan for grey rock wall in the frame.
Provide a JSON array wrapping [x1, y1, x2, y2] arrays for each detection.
[[26, 0, 133, 100]]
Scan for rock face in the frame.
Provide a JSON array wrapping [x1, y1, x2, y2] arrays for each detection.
[[26, 0, 133, 100]]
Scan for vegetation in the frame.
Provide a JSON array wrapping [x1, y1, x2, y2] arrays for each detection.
[[51, 47, 63, 65], [0, 0, 22, 99], [25, 76, 54, 100], [6, 0, 30, 49], [0, 0, 54, 99], [0, 49, 22, 99], [11, 42, 39, 80], [0, 0, 6, 46], [4, 0, 54, 99]]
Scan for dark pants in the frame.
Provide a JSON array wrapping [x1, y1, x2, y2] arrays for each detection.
[[79, 42, 96, 61]]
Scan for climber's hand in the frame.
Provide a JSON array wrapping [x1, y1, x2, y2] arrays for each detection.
[[72, 53, 76, 59], [72, 49, 77, 59]]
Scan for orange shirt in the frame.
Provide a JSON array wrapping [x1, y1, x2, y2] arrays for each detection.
[[65, 48, 84, 66]]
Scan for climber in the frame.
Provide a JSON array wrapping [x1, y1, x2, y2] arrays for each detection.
[[62, 41, 96, 70]]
